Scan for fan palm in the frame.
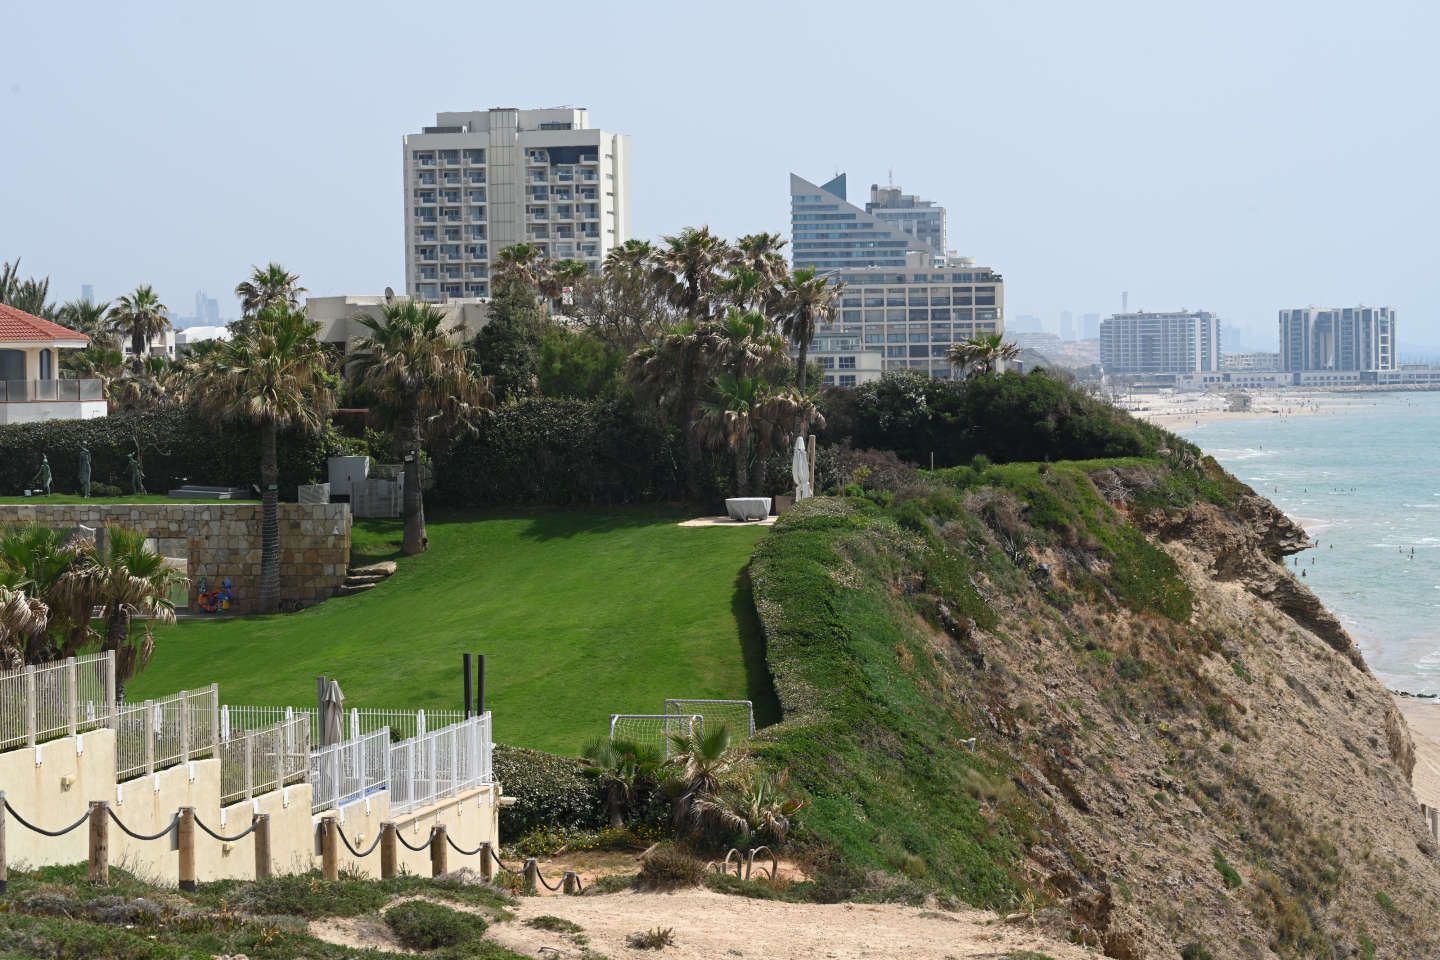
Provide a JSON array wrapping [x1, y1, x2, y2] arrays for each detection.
[[947, 333, 1020, 376], [493, 243, 548, 297], [0, 586, 47, 672], [779, 268, 843, 393], [582, 737, 664, 828], [235, 263, 306, 318], [58, 298, 114, 344], [0, 259, 57, 319], [665, 723, 741, 832], [542, 258, 589, 313], [732, 233, 789, 315], [193, 306, 335, 612], [108, 285, 170, 367], [603, 239, 656, 276], [349, 300, 494, 554], [658, 227, 732, 321]]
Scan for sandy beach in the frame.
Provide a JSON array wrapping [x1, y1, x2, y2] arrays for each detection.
[[1120, 390, 1366, 430], [1396, 696, 1440, 809]]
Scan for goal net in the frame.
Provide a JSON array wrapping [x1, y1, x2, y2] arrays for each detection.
[[664, 699, 755, 739], [608, 713, 703, 758]]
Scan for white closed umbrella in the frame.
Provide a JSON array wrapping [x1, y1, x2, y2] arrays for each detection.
[[792, 436, 813, 500], [321, 680, 346, 747]]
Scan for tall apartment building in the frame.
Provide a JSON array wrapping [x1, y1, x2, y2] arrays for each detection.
[[402, 107, 629, 302], [1099, 311, 1221, 374], [790, 172, 1004, 384], [1278, 306, 1396, 372], [865, 183, 946, 259]]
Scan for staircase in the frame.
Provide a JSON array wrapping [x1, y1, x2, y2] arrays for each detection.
[[336, 560, 396, 597]]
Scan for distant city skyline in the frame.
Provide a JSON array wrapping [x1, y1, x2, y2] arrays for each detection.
[[4, 1, 1437, 350]]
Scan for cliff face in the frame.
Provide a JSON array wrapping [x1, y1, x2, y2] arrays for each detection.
[[751, 458, 1440, 960]]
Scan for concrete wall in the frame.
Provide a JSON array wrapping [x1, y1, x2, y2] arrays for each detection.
[[0, 399, 107, 425], [0, 502, 352, 612], [0, 729, 117, 868], [321, 784, 500, 878]]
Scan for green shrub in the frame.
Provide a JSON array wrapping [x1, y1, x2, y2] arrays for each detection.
[[635, 843, 708, 891], [1181, 944, 1215, 960], [626, 927, 675, 950], [492, 745, 604, 839], [525, 915, 584, 934], [227, 873, 389, 918], [383, 900, 487, 950]]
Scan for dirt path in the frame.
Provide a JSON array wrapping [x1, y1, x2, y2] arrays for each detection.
[[487, 889, 1097, 960]]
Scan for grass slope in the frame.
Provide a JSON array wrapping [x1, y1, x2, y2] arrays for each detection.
[[129, 506, 775, 754]]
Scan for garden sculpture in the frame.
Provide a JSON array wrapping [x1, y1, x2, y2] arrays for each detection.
[[126, 452, 146, 495], [77, 442, 92, 498], [30, 454, 52, 496]]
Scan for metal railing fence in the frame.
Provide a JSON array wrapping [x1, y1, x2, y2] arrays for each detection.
[[310, 727, 391, 814], [388, 713, 492, 816], [220, 704, 464, 744], [0, 378, 103, 402], [115, 685, 219, 781], [220, 715, 310, 805], [0, 652, 116, 753]]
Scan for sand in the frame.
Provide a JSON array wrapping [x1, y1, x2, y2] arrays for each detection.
[[1396, 696, 1440, 809], [1120, 390, 1363, 430]]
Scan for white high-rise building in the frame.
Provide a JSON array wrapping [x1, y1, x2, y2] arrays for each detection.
[[402, 107, 630, 302], [1099, 310, 1221, 374], [1278, 306, 1396, 372]]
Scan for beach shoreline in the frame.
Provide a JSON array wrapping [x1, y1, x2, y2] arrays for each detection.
[[1119, 389, 1369, 430]]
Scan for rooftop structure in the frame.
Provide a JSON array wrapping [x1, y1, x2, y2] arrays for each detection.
[[866, 182, 946, 259], [402, 107, 630, 302], [305, 295, 488, 352]]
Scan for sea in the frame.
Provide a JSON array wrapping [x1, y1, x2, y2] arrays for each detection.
[[1176, 391, 1440, 694]]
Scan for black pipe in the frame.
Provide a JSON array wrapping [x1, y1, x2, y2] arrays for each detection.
[[463, 653, 473, 719], [477, 654, 486, 715]]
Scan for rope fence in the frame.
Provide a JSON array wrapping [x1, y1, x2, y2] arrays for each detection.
[[106, 808, 178, 843]]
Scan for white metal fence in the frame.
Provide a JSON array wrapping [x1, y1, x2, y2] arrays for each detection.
[[115, 685, 219, 781], [665, 698, 755, 738], [389, 713, 492, 816], [220, 715, 310, 805], [0, 651, 116, 752], [609, 713, 703, 758], [220, 705, 465, 744], [310, 727, 391, 814]]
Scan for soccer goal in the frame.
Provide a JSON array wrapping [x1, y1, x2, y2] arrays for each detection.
[[664, 699, 755, 739], [608, 713, 703, 758]]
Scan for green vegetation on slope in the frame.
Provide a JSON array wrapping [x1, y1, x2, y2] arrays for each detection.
[[129, 506, 775, 753]]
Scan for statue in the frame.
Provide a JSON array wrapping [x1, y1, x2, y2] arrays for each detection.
[[30, 455, 52, 496], [126, 452, 146, 495], [77, 442, 92, 498]]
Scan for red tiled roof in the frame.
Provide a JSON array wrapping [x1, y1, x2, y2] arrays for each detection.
[[0, 303, 89, 343]]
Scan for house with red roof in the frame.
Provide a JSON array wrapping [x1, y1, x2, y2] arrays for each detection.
[[0, 303, 107, 424]]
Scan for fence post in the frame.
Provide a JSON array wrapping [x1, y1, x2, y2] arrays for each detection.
[[428, 735, 437, 806], [418, 708, 426, 737], [23, 667, 36, 747], [450, 730, 459, 795], [523, 857, 538, 895], [143, 700, 155, 775], [179, 693, 191, 764], [322, 817, 339, 881], [65, 657, 78, 737], [210, 683, 220, 757], [253, 813, 272, 880], [88, 801, 108, 885], [103, 651, 116, 725], [563, 871, 580, 895], [380, 823, 397, 878], [0, 790, 7, 894], [479, 841, 494, 883], [357, 733, 367, 803], [177, 807, 196, 891], [244, 733, 255, 800], [430, 825, 448, 877]]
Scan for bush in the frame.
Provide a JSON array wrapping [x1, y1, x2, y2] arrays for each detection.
[[635, 843, 707, 891], [492, 745, 603, 839], [229, 874, 389, 918], [814, 445, 919, 496], [0, 407, 349, 499], [383, 900, 487, 950], [626, 927, 675, 950], [525, 915, 583, 934]]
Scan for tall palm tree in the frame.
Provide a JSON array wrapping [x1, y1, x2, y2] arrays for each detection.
[[779, 268, 843, 394], [0, 259, 57, 319], [108, 285, 170, 367], [732, 233, 789, 315], [658, 227, 732, 321], [947, 333, 1020, 376], [541, 259, 589, 314], [58, 299, 113, 343], [235, 263, 306, 318], [697, 374, 763, 495], [603, 239, 656, 276], [349, 300, 494, 555], [666, 723, 741, 833], [493, 243, 549, 297], [193, 306, 335, 612]]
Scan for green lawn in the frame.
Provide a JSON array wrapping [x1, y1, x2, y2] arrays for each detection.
[[128, 506, 776, 754], [0, 494, 257, 505]]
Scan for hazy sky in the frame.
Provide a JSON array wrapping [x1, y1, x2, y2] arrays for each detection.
[[3, 1, 1437, 348]]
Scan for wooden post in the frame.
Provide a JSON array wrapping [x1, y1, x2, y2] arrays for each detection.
[[430, 825, 448, 877], [253, 814, 272, 880], [0, 790, 8, 894], [87, 801, 108, 885], [563, 870, 579, 895], [177, 807, 196, 891], [321, 817, 339, 881], [523, 857, 538, 895], [478, 841, 494, 882], [380, 823, 398, 878]]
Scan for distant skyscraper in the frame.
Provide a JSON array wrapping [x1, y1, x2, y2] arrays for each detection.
[[790, 171, 1004, 384], [1278, 306, 1395, 372], [1059, 310, 1075, 341], [402, 106, 630, 302], [865, 182, 946, 260], [1099, 310, 1221, 374], [1081, 312, 1100, 339], [193, 292, 220, 326], [80, 284, 93, 305]]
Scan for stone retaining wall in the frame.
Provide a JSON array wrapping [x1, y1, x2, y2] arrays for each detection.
[[0, 501, 352, 613]]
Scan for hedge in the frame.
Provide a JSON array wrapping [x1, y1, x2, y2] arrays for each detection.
[[492, 744, 603, 839], [0, 408, 352, 499]]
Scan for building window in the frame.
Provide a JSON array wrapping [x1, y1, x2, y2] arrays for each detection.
[[38, 349, 52, 380], [838, 375, 857, 387], [838, 356, 856, 370]]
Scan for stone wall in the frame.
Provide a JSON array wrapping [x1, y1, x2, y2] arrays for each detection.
[[0, 501, 352, 613]]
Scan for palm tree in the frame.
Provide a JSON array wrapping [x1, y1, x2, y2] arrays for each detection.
[[493, 243, 549, 297], [666, 723, 741, 833], [658, 227, 732, 320], [697, 374, 763, 495], [947, 333, 1020, 376], [603, 239, 657, 276], [193, 306, 335, 612], [542, 259, 589, 314], [0, 524, 86, 661], [0, 586, 47, 672], [582, 737, 663, 828], [0, 259, 57, 319], [61, 344, 126, 405], [779, 268, 843, 394], [108, 285, 170, 367], [58, 299, 114, 344], [349, 300, 494, 555], [732, 233, 789, 315], [235, 263, 306, 318]]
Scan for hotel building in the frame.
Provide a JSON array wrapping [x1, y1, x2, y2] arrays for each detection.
[[1099, 311, 1222, 374], [402, 107, 629, 302], [1278, 306, 1395, 372]]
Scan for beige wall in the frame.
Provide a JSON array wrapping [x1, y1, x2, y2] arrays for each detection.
[[112, 759, 221, 881], [0, 502, 352, 613], [0, 729, 116, 868], [318, 785, 500, 878]]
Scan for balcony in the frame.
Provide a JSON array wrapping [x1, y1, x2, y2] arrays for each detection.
[[0, 379, 106, 424]]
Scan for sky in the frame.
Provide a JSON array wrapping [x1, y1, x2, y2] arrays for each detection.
[[3, 0, 1438, 350]]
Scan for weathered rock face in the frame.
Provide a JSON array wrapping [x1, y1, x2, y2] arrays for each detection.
[[0, 502, 352, 612]]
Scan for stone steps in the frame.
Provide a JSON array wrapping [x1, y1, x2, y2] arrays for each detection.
[[334, 559, 397, 598], [335, 582, 377, 597]]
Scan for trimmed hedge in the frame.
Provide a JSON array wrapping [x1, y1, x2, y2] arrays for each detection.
[[0, 408, 352, 499], [492, 744, 603, 840]]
